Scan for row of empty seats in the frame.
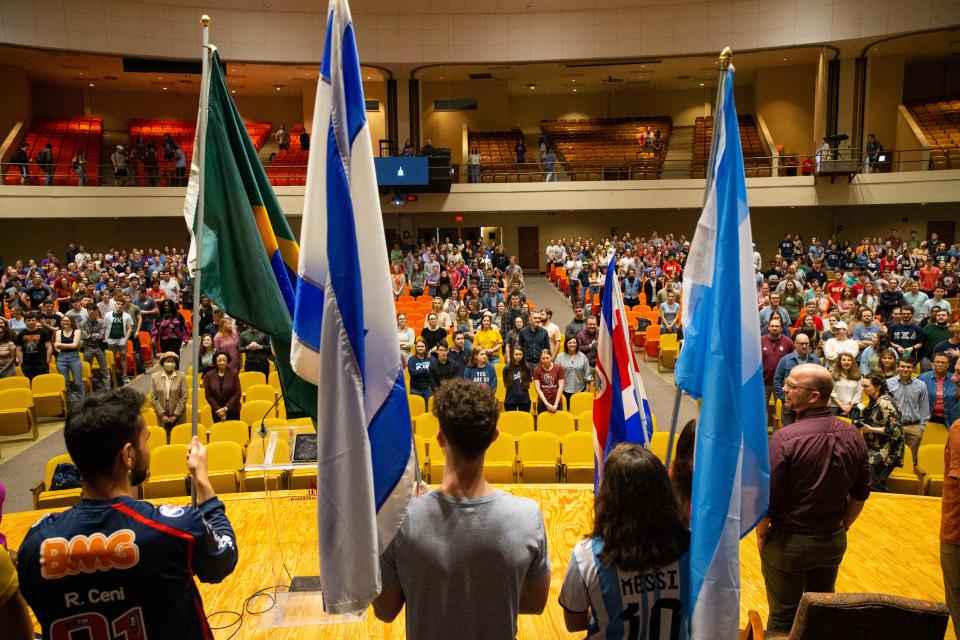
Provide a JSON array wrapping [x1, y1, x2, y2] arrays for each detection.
[[692, 114, 769, 178], [2, 117, 103, 186], [907, 98, 960, 169], [542, 116, 672, 179], [266, 124, 309, 185], [127, 119, 272, 185]]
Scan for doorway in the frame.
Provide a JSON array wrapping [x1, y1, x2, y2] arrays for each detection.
[[517, 226, 540, 272]]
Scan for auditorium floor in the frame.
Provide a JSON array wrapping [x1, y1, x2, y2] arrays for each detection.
[[2, 488, 951, 639]]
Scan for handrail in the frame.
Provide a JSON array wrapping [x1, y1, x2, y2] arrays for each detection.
[[1, 147, 956, 187]]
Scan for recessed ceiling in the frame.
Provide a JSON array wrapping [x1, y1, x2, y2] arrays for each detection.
[[0, 44, 385, 96], [130, 0, 703, 14]]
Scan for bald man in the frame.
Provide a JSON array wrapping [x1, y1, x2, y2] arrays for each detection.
[[756, 363, 871, 633]]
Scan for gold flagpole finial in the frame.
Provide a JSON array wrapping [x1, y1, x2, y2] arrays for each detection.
[[719, 47, 733, 66], [201, 14, 211, 27]]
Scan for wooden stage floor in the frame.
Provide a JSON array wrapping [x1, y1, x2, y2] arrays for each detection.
[[2, 486, 952, 639]]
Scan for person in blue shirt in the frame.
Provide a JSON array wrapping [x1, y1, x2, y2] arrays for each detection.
[[407, 338, 434, 402], [778, 234, 795, 262], [464, 348, 497, 392], [621, 268, 642, 308], [559, 443, 689, 639], [774, 333, 820, 409], [18, 388, 237, 640]]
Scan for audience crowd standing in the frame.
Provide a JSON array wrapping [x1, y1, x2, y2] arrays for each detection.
[[1, 227, 959, 638]]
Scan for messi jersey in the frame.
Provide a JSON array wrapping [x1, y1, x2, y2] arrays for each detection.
[[559, 537, 687, 640], [18, 496, 238, 640]]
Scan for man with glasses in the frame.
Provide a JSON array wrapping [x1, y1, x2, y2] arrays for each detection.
[[756, 363, 871, 633], [773, 333, 820, 427]]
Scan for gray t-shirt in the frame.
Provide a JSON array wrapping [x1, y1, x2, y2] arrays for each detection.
[[381, 489, 550, 640]]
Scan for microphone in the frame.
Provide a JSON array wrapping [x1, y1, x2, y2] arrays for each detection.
[[258, 391, 285, 438]]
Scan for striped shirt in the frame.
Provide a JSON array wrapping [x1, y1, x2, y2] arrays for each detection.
[[559, 537, 687, 640]]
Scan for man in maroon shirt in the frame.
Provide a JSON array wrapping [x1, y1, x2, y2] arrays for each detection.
[[756, 363, 871, 632], [762, 318, 793, 425]]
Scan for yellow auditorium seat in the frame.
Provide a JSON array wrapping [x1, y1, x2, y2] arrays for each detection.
[[209, 420, 250, 449], [146, 425, 167, 450], [241, 400, 277, 426], [426, 436, 445, 483], [186, 386, 209, 407], [658, 333, 679, 372], [407, 393, 427, 418], [140, 407, 159, 427], [142, 444, 189, 498], [577, 410, 593, 432], [245, 383, 277, 404], [32, 454, 82, 510], [483, 432, 517, 483], [32, 373, 66, 418], [244, 437, 290, 491], [0, 377, 29, 393], [517, 432, 561, 482], [238, 371, 267, 397], [204, 441, 244, 494], [561, 432, 594, 483], [922, 422, 950, 447], [918, 444, 946, 497], [414, 413, 440, 438], [498, 411, 534, 437], [649, 432, 679, 464], [183, 404, 214, 428], [268, 370, 281, 391], [568, 391, 593, 416], [413, 434, 427, 479], [0, 388, 38, 441], [169, 423, 208, 445], [887, 446, 921, 495], [259, 423, 314, 443], [537, 410, 576, 437]]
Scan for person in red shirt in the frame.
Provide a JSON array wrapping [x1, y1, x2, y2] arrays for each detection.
[[662, 256, 682, 279], [826, 272, 847, 303], [147, 281, 165, 301], [794, 299, 825, 331], [919, 257, 942, 295], [762, 318, 794, 420], [880, 250, 898, 276], [533, 350, 564, 414]]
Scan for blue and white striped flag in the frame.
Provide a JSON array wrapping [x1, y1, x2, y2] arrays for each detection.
[[291, 0, 416, 614], [673, 63, 770, 640]]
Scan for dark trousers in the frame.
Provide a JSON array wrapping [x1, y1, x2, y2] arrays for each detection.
[[941, 542, 960, 640], [245, 359, 270, 377], [22, 365, 47, 381], [504, 401, 530, 413], [760, 528, 847, 632], [870, 461, 893, 492]]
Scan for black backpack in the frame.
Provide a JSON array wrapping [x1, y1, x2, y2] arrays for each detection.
[[50, 463, 82, 490]]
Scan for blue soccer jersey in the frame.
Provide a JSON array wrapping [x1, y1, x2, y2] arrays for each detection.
[[18, 496, 237, 640], [559, 537, 687, 640]]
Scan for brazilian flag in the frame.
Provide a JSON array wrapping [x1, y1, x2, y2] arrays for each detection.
[[185, 49, 315, 419]]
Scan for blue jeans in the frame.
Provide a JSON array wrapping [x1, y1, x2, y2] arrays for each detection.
[[469, 164, 480, 183], [57, 351, 85, 404]]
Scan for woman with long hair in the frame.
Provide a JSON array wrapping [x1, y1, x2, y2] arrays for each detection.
[[474, 314, 503, 364], [152, 298, 189, 356], [560, 443, 690, 636], [533, 349, 564, 414], [875, 349, 899, 378], [835, 287, 856, 321], [795, 313, 822, 354], [454, 305, 475, 355], [397, 313, 415, 364], [408, 262, 425, 299], [197, 333, 217, 374], [859, 332, 897, 376], [390, 264, 405, 300], [857, 374, 905, 492], [53, 315, 84, 404], [829, 353, 862, 417], [502, 347, 532, 412], [670, 420, 697, 527], [214, 317, 241, 373], [406, 338, 433, 402], [780, 280, 803, 323], [426, 296, 451, 331], [464, 347, 497, 391], [857, 282, 878, 313]]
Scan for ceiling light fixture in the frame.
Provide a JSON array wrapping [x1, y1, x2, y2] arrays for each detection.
[[699, 82, 704, 86], [162, 87, 168, 90], [88, 83, 94, 87], [231, 89, 236, 93], [781, 57, 787, 61], [572, 88, 578, 92]]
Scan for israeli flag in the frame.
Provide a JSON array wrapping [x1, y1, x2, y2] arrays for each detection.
[[673, 63, 770, 639], [291, 0, 416, 614]]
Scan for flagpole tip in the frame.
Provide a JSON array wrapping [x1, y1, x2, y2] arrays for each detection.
[[200, 14, 211, 27], [719, 47, 733, 65]]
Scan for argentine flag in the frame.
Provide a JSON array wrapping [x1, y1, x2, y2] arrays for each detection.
[[291, 0, 417, 614], [673, 62, 770, 639], [593, 253, 653, 490]]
